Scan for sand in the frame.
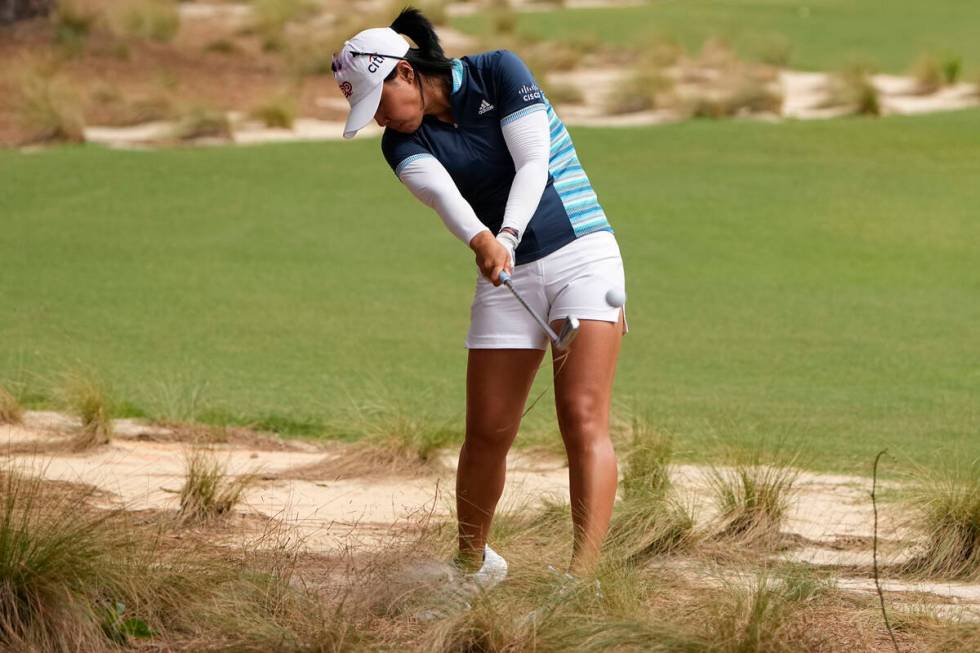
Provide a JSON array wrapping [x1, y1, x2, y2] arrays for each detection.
[[4, 409, 978, 621]]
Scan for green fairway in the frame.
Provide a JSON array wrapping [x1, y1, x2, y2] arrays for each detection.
[[2, 110, 979, 472], [452, 0, 980, 74]]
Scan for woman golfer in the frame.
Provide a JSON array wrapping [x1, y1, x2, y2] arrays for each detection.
[[332, 8, 627, 583]]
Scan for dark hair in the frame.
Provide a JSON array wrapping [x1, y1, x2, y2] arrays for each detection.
[[386, 7, 452, 91]]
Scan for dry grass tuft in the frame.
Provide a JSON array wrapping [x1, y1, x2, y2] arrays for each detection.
[[824, 63, 881, 116], [249, 92, 297, 129], [0, 466, 142, 650], [282, 28, 334, 76], [706, 570, 795, 652], [86, 83, 175, 127], [680, 41, 782, 117], [541, 80, 584, 105], [51, 0, 103, 48], [608, 494, 698, 563], [58, 373, 113, 449], [12, 63, 86, 145], [910, 54, 944, 95], [177, 447, 258, 522], [942, 55, 963, 85], [321, 397, 459, 478], [172, 107, 232, 141], [686, 77, 783, 118], [0, 463, 366, 650], [902, 459, 980, 580], [608, 417, 697, 561], [105, 0, 180, 43], [619, 415, 672, 500], [489, 0, 518, 35], [522, 39, 587, 75], [249, 0, 317, 51], [605, 67, 675, 114], [606, 37, 782, 117], [0, 385, 24, 425], [706, 448, 800, 546]]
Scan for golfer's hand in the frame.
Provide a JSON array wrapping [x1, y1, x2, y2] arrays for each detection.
[[469, 231, 513, 286]]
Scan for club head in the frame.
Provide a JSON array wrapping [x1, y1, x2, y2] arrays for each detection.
[[555, 316, 580, 351]]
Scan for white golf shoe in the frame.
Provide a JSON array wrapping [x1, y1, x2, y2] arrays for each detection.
[[415, 545, 508, 621], [471, 545, 508, 590]]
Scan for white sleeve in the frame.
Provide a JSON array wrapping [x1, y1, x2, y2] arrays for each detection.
[[396, 155, 491, 246], [500, 106, 550, 242]]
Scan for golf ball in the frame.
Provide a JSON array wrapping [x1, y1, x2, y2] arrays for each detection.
[[605, 288, 626, 308]]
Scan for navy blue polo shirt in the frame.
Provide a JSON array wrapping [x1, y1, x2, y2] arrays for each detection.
[[381, 49, 613, 265]]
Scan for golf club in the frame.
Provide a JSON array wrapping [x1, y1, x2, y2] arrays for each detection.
[[498, 270, 580, 351]]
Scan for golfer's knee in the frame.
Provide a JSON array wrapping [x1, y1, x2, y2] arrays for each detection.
[[464, 422, 516, 456], [556, 391, 606, 439]]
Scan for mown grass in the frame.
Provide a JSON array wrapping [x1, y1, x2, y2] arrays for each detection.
[[451, 0, 980, 74], [1, 111, 979, 472]]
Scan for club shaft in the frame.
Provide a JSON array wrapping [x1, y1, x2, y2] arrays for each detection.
[[502, 280, 560, 343]]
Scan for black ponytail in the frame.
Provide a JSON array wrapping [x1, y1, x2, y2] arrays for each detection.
[[387, 7, 453, 85]]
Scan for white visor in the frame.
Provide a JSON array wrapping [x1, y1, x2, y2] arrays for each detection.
[[331, 27, 411, 139]]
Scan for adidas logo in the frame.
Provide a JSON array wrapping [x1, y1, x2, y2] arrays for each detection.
[[478, 99, 495, 115]]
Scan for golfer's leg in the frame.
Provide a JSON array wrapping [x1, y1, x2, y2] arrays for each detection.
[[552, 311, 623, 574], [457, 348, 545, 567]]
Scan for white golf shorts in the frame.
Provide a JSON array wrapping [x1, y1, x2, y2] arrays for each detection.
[[466, 230, 628, 350]]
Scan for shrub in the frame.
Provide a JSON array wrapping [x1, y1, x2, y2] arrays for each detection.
[[51, 0, 100, 48], [942, 55, 963, 85], [13, 66, 86, 144]]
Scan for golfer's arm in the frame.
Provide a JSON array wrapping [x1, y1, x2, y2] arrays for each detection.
[[397, 156, 490, 246], [499, 107, 550, 243]]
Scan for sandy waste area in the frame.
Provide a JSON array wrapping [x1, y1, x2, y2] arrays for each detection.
[[3, 410, 979, 624], [67, 1, 979, 149]]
